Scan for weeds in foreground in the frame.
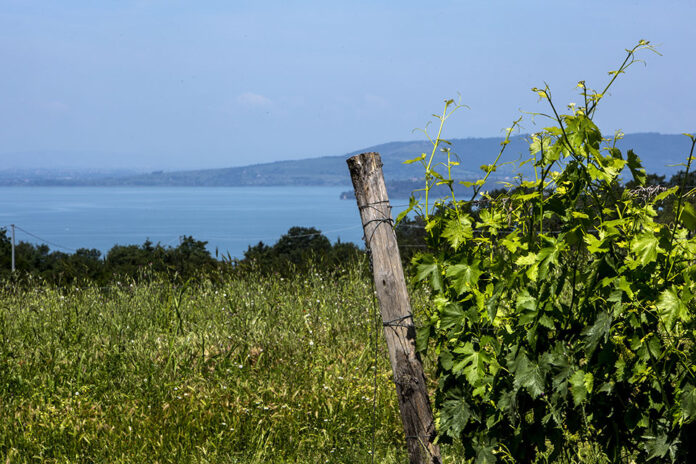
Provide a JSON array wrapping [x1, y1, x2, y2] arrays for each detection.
[[0, 266, 405, 463]]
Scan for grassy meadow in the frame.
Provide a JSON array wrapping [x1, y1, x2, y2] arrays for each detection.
[[0, 264, 452, 463]]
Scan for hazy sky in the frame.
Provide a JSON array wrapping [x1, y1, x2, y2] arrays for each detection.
[[0, 0, 694, 170]]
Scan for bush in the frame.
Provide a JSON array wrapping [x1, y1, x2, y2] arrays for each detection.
[[410, 41, 696, 462], [237, 226, 365, 276]]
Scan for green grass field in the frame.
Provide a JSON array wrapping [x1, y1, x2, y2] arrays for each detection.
[[0, 265, 440, 463]]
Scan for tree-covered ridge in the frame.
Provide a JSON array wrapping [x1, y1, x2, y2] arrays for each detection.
[[0, 134, 689, 188]]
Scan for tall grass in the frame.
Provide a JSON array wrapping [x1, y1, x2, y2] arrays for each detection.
[[0, 264, 412, 463]]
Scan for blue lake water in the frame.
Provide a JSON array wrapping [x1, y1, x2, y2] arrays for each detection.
[[0, 187, 409, 259]]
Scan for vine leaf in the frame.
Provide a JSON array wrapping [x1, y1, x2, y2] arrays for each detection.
[[569, 370, 593, 405], [516, 252, 536, 266], [446, 261, 483, 295], [440, 396, 474, 439], [441, 304, 466, 330], [395, 195, 418, 224], [631, 232, 660, 266], [415, 255, 443, 291], [680, 202, 696, 231], [453, 342, 489, 386], [656, 286, 690, 331], [626, 149, 647, 186], [516, 290, 538, 325], [645, 434, 679, 462], [680, 384, 696, 421], [442, 216, 473, 250], [416, 324, 431, 354], [475, 445, 497, 464], [585, 234, 609, 254], [582, 311, 612, 354], [403, 153, 426, 164], [512, 351, 545, 398]]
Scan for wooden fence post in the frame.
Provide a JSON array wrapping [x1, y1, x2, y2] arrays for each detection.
[[347, 152, 441, 464]]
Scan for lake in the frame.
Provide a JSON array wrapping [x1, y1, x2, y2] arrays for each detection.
[[0, 186, 411, 259]]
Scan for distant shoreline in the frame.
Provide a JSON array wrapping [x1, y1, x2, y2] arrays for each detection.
[[1, 133, 686, 188]]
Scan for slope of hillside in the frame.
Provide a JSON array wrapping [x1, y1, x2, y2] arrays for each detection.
[[1, 133, 690, 187]]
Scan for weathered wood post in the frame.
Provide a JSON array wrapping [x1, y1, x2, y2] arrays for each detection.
[[347, 152, 441, 464]]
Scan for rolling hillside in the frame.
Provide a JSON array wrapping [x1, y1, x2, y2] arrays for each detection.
[[2, 133, 691, 189]]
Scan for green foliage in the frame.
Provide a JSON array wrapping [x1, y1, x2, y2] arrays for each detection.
[[412, 41, 696, 462], [0, 227, 368, 285], [0, 232, 221, 285], [238, 226, 364, 277]]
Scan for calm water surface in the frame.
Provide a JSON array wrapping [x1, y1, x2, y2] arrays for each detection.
[[0, 187, 407, 258]]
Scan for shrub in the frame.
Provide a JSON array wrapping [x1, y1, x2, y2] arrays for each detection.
[[409, 41, 696, 462]]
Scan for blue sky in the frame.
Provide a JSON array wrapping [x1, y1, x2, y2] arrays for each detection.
[[0, 0, 694, 170]]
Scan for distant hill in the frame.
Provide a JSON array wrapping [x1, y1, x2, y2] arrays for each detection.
[[87, 136, 527, 187], [1, 133, 691, 193], [0, 168, 138, 186]]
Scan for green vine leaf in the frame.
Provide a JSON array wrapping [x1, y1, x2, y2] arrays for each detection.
[[585, 234, 609, 254], [680, 202, 696, 231], [656, 286, 690, 331], [569, 370, 593, 405], [440, 398, 473, 439], [475, 445, 497, 464], [440, 303, 466, 330], [679, 384, 696, 422], [403, 153, 427, 164], [446, 261, 483, 295], [416, 323, 431, 354], [626, 149, 647, 186], [441, 216, 473, 250], [582, 311, 612, 354], [395, 195, 418, 225], [415, 255, 443, 291], [511, 351, 545, 398], [515, 252, 536, 266], [453, 342, 490, 387], [630, 232, 660, 266]]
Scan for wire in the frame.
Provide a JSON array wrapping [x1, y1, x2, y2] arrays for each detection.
[[279, 224, 363, 239], [13, 225, 77, 252], [3, 223, 365, 256]]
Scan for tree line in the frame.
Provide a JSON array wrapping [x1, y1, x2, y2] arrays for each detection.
[[0, 226, 368, 286]]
